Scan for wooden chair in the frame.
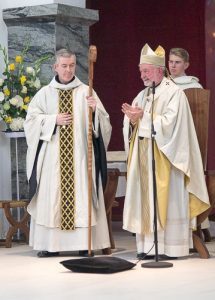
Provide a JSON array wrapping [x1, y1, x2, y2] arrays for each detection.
[[0, 171, 121, 252], [103, 168, 120, 249], [184, 88, 215, 258], [0, 200, 30, 247]]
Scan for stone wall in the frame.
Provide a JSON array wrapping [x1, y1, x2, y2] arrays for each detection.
[[3, 3, 98, 84], [3, 3, 98, 200]]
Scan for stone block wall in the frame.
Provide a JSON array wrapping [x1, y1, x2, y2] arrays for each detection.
[[3, 3, 98, 200]]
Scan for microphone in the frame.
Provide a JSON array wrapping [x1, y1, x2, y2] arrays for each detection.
[[152, 81, 155, 95]]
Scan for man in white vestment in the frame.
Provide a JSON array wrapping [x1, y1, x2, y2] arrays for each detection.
[[24, 49, 112, 257], [169, 47, 210, 240], [122, 43, 210, 260], [168, 47, 202, 89]]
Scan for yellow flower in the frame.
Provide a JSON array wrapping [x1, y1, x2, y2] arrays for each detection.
[[9, 63, 15, 71], [0, 44, 51, 126], [4, 88, 10, 96], [4, 116, 12, 123], [23, 96, 30, 103], [21, 104, 28, 111], [15, 55, 23, 63], [20, 75, 27, 85]]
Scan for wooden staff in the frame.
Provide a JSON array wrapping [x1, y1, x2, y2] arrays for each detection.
[[88, 45, 97, 256]]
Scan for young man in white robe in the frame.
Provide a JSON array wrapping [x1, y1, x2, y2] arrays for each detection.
[[168, 47, 202, 90], [169, 47, 210, 239], [122, 43, 210, 260], [24, 49, 112, 257]]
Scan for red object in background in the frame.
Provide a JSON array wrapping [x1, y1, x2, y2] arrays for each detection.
[[86, 0, 215, 220], [87, 0, 206, 149]]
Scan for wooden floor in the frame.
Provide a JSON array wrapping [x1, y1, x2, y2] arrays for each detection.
[[1, 222, 215, 300]]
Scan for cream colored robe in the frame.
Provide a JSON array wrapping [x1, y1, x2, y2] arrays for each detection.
[[174, 76, 210, 230], [173, 75, 202, 90], [24, 76, 112, 251], [123, 77, 210, 256]]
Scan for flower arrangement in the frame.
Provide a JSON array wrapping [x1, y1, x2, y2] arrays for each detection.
[[0, 44, 51, 131]]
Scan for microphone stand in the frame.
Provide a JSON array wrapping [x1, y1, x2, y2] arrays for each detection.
[[142, 81, 173, 269]]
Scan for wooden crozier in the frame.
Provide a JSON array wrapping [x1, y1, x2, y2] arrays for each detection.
[[88, 45, 97, 256]]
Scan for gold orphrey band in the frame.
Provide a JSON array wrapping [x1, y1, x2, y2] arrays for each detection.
[[59, 89, 75, 230]]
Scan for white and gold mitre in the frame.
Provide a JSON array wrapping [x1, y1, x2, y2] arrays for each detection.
[[139, 43, 165, 67]]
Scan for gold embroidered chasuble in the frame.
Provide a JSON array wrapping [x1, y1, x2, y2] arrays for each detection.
[[123, 77, 210, 235], [128, 118, 171, 234]]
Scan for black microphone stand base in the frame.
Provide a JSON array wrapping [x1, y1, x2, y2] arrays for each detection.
[[141, 261, 173, 268]]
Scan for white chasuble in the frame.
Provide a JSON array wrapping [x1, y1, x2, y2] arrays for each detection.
[[123, 77, 210, 257], [24, 77, 112, 251]]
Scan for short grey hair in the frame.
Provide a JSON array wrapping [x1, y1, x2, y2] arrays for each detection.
[[55, 48, 76, 63]]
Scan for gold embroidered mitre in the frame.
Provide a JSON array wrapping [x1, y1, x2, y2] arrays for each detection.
[[139, 43, 165, 67]]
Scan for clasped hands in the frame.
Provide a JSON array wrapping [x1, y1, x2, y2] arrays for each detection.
[[56, 96, 97, 126], [122, 103, 143, 125]]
